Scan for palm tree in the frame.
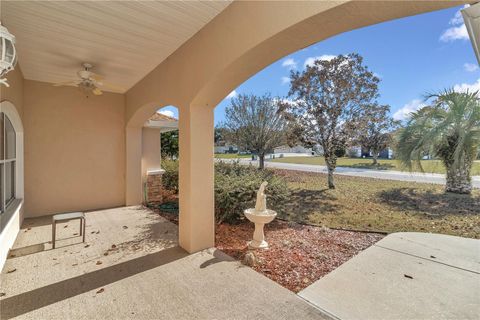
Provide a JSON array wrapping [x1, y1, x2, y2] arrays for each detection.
[[396, 89, 479, 194]]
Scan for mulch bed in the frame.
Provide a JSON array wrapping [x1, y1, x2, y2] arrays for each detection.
[[151, 205, 384, 293], [216, 220, 384, 292]]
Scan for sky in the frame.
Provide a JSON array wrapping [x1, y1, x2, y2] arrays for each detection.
[[158, 5, 479, 125]]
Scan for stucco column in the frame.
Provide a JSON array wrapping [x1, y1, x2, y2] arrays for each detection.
[[178, 105, 215, 253], [126, 127, 143, 205], [141, 127, 161, 178]]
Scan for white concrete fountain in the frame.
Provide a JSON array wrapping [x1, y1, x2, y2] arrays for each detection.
[[244, 181, 277, 249]]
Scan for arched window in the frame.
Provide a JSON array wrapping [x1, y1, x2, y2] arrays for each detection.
[[0, 112, 16, 213]]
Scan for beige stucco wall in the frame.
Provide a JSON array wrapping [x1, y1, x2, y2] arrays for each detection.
[[0, 66, 24, 118], [23, 80, 126, 217]]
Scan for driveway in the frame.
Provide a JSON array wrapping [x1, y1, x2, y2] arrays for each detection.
[[299, 232, 480, 320], [226, 159, 480, 188]]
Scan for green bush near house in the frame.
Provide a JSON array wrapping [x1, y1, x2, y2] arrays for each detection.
[[161, 159, 179, 192], [160, 160, 290, 223], [214, 161, 290, 223]]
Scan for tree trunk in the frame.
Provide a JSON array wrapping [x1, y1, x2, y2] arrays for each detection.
[[372, 153, 378, 165], [259, 154, 265, 170], [325, 155, 337, 189], [327, 167, 335, 189], [445, 162, 472, 194]]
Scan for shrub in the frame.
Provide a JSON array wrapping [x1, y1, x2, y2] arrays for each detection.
[[161, 158, 179, 192], [214, 161, 290, 223], [159, 160, 291, 223]]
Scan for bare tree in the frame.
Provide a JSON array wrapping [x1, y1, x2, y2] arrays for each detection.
[[354, 104, 399, 165], [284, 53, 379, 188], [222, 93, 288, 169]]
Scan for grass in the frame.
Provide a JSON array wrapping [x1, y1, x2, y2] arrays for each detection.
[[271, 156, 480, 175], [215, 153, 251, 159], [275, 169, 480, 239]]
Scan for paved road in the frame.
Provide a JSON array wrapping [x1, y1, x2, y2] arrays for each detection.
[[221, 159, 480, 188]]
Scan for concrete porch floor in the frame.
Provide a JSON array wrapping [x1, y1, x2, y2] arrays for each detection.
[[0, 206, 328, 320]]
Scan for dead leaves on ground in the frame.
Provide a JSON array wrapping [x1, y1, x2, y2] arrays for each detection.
[[215, 219, 383, 292]]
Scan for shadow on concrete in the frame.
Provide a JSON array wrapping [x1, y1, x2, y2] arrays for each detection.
[[8, 235, 90, 259], [199, 249, 239, 269], [0, 246, 188, 319], [378, 188, 480, 216], [8, 243, 47, 258]]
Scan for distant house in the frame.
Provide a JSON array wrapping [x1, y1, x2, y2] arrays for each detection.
[[348, 146, 393, 159], [214, 145, 239, 154], [274, 145, 314, 156]]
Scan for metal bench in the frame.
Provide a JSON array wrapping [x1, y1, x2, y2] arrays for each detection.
[[52, 212, 85, 249]]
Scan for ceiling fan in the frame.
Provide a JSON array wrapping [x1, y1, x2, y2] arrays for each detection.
[[53, 63, 122, 96]]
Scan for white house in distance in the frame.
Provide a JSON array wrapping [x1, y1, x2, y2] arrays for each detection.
[[273, 145, 314, 157], [214, 144, 239, 154]]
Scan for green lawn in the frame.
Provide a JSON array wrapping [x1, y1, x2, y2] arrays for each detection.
[[215, 153, 251, 159], [275, 169, 480, 239], [271, 156, 480, 175]]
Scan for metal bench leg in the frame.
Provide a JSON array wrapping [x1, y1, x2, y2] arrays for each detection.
[[79, 219, 82, 236], [52, 220, 56, 249]]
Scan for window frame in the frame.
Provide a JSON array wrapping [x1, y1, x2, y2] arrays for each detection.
[[0, 112, 17, 214]]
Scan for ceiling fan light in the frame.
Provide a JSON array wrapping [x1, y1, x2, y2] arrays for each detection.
[[0, 22, 17, 86]]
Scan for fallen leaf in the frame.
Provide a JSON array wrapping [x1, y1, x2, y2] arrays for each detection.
[[430, 255, 436, 259], [103, 252, 108, 256], [6, 268, 17, 274], [0, 292, 5, 297], [9, 254, 16, 258], [64, 225, 68, 228], [404, 274, 413, 279], [73, 233, 79, 236], [72, 263, 78, 266], [96, 288, 104, 294], [96, 231, 100, 234], [96, 261, 102, 265], [111, 244, 116, 249], [27, 227, 31, 231], [122, 226, 128, 229], [84, 244, 90, 248]]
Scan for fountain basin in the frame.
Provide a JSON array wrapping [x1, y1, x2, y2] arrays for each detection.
[[244, 208, 277, 249], [244, 208, 277, 224]]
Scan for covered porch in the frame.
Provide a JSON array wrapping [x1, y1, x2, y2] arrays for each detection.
[[0, 0, 470, 260], [0, 206, 325, 319], [0, 1, 478, 318]]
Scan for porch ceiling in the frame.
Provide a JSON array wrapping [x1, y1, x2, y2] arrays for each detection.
[[0, 1, 232, 93]]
